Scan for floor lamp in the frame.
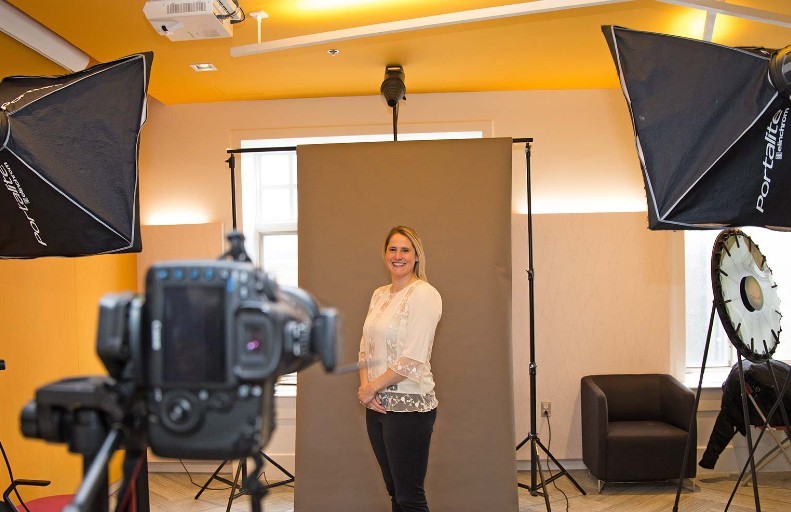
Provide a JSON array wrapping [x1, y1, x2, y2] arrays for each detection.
[[513, 139, 586, 509]]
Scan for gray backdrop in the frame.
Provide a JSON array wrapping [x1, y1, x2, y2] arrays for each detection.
[[294, 138, 517, 511]]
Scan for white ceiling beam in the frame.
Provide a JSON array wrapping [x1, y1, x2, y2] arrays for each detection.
[[702, 10, 717, 41], [0, 0, 89, 71], [231, 0, 633, 57], [657, 0, 791, 28]]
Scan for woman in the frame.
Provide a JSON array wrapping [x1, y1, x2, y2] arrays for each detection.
[[358, 225, 442, 512]]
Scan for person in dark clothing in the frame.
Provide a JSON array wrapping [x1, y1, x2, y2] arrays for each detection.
[[699, 360, 791, 469]]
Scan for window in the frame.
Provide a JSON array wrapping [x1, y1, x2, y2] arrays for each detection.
[[240, 147, 298, 285], [240, 131, 483, 388], [686, 227, 791, 384]]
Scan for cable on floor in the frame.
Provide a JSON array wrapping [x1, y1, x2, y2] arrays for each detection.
[[544, 415, 570, 511]]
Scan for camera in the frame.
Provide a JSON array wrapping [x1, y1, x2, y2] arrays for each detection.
[[138, 259, 336, 459], [22, 242, 338, 466]]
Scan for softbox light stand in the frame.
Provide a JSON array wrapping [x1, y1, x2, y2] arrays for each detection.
[[514, 140, 586, 508]]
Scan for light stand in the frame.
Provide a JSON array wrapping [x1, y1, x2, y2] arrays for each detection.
[[514, 140, 586, 508], [194, 453, 294, 512], [672, 302, 791, 511], [198, 151, 294, 510], [673, 229, 791, 511]]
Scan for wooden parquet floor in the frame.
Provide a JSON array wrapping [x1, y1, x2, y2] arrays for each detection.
[[142, 469, 791, 511], [518, 470, 791, 512]]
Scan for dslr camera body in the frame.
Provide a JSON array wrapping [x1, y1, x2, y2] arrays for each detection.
[[137, 259, 337, 459]]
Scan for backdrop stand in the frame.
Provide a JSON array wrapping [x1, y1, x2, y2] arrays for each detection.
[[513, 139, 586, 507]]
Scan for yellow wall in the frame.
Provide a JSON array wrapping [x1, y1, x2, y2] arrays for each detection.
[[0, 254, 136, 500]]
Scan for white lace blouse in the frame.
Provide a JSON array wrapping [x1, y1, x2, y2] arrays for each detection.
[[358, 279, 442, 412]]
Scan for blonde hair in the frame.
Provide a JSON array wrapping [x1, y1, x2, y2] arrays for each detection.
[[383, 225, 427, 281]]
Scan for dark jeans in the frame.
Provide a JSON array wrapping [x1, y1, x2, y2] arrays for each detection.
[[366, 408, 437, 512]]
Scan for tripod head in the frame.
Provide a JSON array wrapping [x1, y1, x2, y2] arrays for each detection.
[[221, 230, 252, 262]]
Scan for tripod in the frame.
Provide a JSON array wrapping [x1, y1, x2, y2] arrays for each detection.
[[513, 140, 586, 509], [195, 453, 294, 512], [19, 376, 150, 512], [672, 303, 791, 511]]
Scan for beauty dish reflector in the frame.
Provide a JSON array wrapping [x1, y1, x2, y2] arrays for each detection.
[[711, 229, 781, 363]]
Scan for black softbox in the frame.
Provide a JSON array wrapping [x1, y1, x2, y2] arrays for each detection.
[[603, 26, 791, 230], [0, 52, 152, 258]]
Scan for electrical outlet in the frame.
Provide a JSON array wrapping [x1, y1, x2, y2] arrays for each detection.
[[541, 401, 551, 417]]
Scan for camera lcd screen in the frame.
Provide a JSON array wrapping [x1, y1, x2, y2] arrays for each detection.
[[162, 286, 226, 384]]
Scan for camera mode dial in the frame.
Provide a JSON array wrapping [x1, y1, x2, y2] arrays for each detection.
[[160, 391, 203, 433]]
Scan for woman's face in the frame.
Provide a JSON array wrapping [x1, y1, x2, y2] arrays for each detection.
[[385, 233, 417, 280]]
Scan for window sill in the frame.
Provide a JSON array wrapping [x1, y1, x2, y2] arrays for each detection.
[[685, 366, 730, 390], [686, 358, 791, 390], [275, 383, 297, 397]]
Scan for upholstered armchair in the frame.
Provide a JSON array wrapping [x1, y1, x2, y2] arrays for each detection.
[[581, 374, 696, 491]]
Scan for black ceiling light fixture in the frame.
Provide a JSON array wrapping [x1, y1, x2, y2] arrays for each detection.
[[380, 65, 405, 141]]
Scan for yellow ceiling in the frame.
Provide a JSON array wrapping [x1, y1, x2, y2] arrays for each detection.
[[2, 0, 790, 105]]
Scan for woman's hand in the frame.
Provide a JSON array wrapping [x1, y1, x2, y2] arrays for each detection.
[[358, 383, 387, 414], [358, 382, 376, 404]]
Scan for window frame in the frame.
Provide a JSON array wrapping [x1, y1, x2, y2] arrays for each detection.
[[684, 228, 791, 387]]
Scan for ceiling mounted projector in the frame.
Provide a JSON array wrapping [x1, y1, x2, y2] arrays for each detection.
[[143, 0, 242, 41]]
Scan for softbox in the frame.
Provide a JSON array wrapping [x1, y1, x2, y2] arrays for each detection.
[[603, 26, 791, 230], [0, 52, 152, 258]]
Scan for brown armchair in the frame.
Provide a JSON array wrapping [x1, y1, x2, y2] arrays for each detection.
[[581, 374, 696, 491]]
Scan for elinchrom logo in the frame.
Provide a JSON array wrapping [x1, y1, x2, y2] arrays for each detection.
[[756, 107, 788, 213], [1, 161, 47, 246]]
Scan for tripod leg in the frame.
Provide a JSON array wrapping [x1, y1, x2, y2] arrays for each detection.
[[530, 435, 539, 495], [63, 428, 123, 512], [534, 437, 586, 495], [735, 356, 761, 511], [766, 361, 791, 444], [742, 362, 791, 486], [194, 460, 231, 499], [227, 459, 245, 512], [116, 449, 149, 512], [673, 302, 716, 512], [260, 451, 295, 485], [536, 454, 551, 511]]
